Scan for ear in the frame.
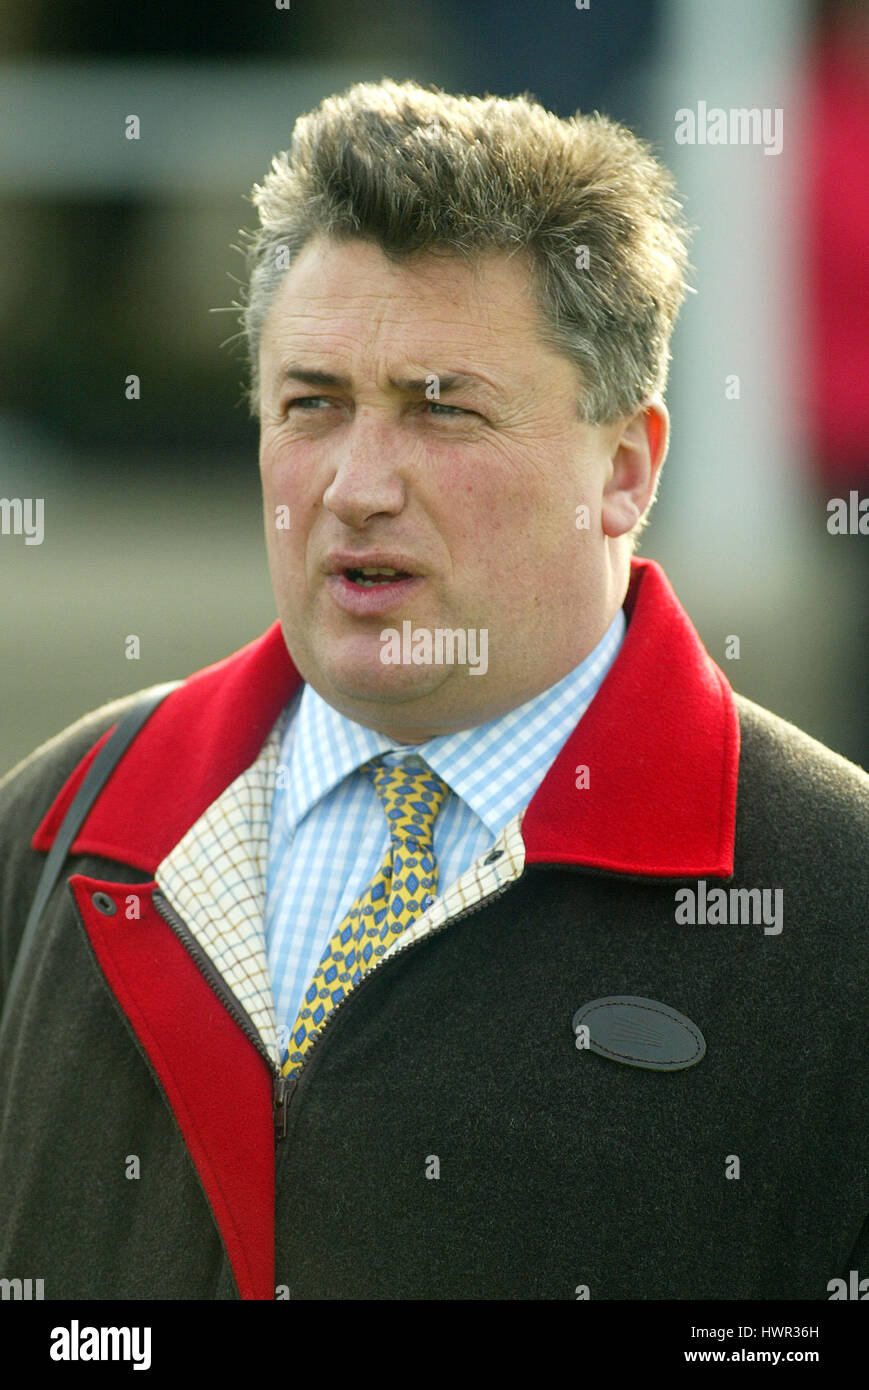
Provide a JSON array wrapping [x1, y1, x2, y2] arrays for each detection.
[[601, 397, 670, 538]]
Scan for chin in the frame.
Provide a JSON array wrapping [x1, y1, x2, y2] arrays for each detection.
[[324, 660, 447, 708]]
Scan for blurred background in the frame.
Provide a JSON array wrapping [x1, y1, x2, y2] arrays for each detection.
[[2, 0, 867, 775]]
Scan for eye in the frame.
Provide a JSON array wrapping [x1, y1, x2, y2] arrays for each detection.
[[285, 396, 333, 412], [425, 402, 475, 417]]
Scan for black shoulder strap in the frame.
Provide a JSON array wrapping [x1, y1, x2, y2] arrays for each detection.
[[6, 682, 179, 1015]]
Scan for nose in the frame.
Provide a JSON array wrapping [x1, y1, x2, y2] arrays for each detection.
[[322, 411, 407, 528]]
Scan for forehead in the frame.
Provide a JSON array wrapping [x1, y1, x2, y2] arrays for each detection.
[[258, 236, 545, 378]]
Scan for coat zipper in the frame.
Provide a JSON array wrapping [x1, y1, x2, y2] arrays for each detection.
[[151, 890, 290, 1139], [272, 874, 516, 1135], [153, 872, 516, 1142]]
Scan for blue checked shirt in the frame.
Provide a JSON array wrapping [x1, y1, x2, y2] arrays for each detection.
[[265, 607, 625, 1050]]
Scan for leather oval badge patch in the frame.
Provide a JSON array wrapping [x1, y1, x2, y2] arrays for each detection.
[[572, 995, 706, 1071]]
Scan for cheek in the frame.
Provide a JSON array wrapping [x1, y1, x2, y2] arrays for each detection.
[[259, 447, 310, 583], [260, 442, 320, 541], [440, 452, 554, 556], [431, 441, 526, 519], [259, 437, 302, 499], [440, 453, 586, 616]]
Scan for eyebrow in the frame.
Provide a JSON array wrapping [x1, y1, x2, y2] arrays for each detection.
[[275, 365, 504, 400]]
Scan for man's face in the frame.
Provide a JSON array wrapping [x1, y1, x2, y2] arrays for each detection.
[[258, 235, 651, 742]]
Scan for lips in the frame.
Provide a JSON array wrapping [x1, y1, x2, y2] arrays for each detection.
[[322, 550, 426, 615], [325, 570, 423, 617], [344, 565, 413, 587], [326, 551, 422, 579]]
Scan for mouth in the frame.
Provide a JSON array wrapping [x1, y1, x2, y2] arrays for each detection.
[[343, 565, 414, 587], [325, 564, 423, 616]]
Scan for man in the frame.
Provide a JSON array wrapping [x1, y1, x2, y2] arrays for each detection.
[[0, 79, 866, 1301]]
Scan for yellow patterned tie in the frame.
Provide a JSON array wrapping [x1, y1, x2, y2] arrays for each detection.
[[281, 759, 450, 1078]]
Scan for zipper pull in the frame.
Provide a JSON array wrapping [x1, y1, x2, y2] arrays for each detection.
[[273, 1072, 296, 1141]]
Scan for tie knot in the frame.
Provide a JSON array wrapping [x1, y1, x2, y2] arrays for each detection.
[[361, 759, 450, 843]]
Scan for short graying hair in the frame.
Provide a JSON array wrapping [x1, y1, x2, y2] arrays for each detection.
[[239, 78, 691, 426]]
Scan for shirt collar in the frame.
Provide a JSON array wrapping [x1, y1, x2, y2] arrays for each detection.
[[283, 607, 626, 839]]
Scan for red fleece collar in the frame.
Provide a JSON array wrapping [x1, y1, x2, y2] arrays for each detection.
[[522, 559, 739, 877], [33, 558, 738, 878]]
